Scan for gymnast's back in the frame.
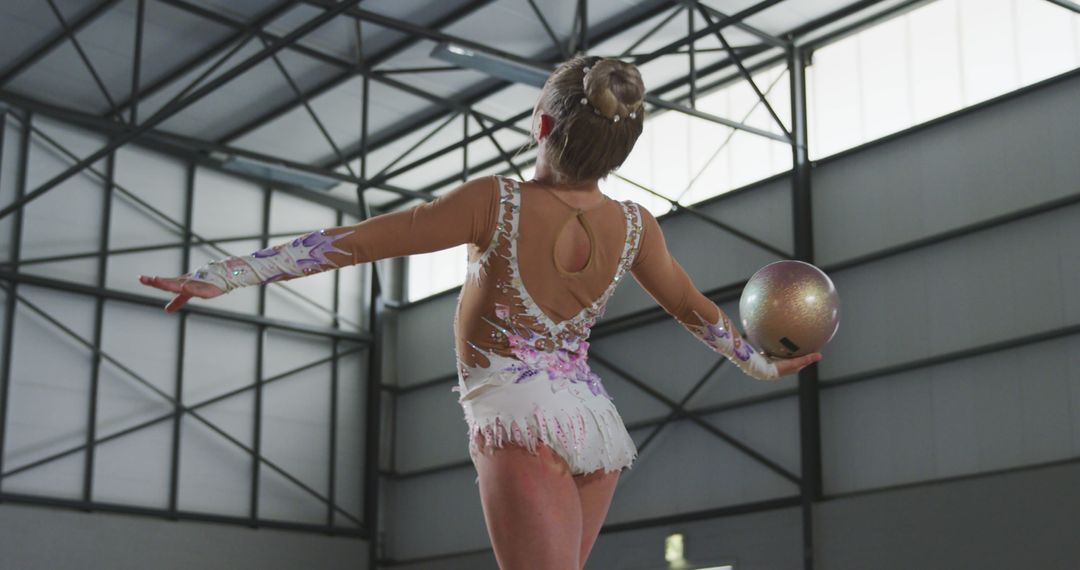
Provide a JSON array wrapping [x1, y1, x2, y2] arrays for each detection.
[[452, 174, 640, 391]]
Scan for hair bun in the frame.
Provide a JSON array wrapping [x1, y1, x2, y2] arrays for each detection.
[[582, 58, 645, 120]]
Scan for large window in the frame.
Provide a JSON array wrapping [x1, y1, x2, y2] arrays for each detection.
[[808, 0, 1080, 159]]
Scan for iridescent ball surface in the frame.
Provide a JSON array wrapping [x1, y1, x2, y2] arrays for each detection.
[[739, 260, 840, 358]]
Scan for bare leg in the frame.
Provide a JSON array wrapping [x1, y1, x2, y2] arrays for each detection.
[[472, 432, 583, 570], [573, 469, 619, 569]]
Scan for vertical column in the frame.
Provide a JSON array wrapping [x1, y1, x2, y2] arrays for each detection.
[[0, 110, 31, 494], [327, 209, 343, 528], [358, 73, 384, 566], [789, 43, 822, 570], [169, 163, 196, 515], [83, 148, 116, 505], [250, 186, 271, 524]]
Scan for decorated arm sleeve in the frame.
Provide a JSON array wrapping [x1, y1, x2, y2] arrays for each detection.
[[181, 176, 500, 293], [628, 205, 780, 381]]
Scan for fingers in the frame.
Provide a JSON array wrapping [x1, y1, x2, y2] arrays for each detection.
[[139, 275, 195, 313], [138, 275, 180, 293], [164, 293, 190, 314]]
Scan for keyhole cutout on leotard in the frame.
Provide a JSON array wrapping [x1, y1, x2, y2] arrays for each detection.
[[553, 209, 595, 276]]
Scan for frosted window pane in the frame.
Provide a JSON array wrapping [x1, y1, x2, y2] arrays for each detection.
[[909, 1, 964, 123], [958, 0, 1018, 103], [809, 0, 1080, 159]]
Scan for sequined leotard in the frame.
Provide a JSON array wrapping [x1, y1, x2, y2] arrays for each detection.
[[182, 175, 780, 477]]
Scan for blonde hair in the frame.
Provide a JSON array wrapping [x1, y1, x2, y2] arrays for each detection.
[[534, 55, 646, 183]]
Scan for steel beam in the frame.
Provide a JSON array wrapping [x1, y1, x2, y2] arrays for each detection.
[[525, 0, 569, 59], [0, 109, 30, 490], [693, 0, 789, 48], [698, 6, 791, 138], [44, 0, 122, 119], [321, 0, 675, 170], [3, 109, 365, 329], [635, 357, 724, 455], [0, 281, 365, 526], [0, 0, 364, 222], [0, 0, 123, 88], [1045, 0, 1080, 13], [788, 42, 820, 570], [261, 36, 356, 176], [590, 352, 801, 485], [216, 0, 498, 144], [107, 0, 296, 121]]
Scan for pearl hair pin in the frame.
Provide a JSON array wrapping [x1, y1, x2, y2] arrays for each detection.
[[579, 63, 640, 123]]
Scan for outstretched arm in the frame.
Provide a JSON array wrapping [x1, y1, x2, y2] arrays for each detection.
[[628, 205, 818, 380], [139, 176, 499, 312]]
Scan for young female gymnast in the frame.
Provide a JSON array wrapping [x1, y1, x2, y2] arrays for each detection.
[[139, 55, 821, 569]]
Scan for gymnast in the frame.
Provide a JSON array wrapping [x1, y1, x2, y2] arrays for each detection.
[[139, 55, 821, 570]]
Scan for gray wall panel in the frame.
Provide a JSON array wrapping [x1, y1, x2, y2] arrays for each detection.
[[111, 145, 187, 248], [591, 317, 726, 406], [0, 502, 368, 570], [816, 460, 1080, 570], [177, 316, 255, 518], [608, 419, 799, 525], [393, 381, 469, 473], [93, 301, 178, 508], [393, 292, 458, 387], [0, 114, 24, 263], [820, 200, 1080, 380], [589, 506, 802, 570], [385, 468, 489, 559], [822, 332, 1080, 495], [334, 348, 367, 525], [604, 177, 793, 322], [812, 72, 1080, 266], [3, 285, 96, 499], [21, 117, 105, 285], [258, 330, 333, 524]]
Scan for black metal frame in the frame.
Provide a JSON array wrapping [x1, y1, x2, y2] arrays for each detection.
[[0, 1, 1075, 569]]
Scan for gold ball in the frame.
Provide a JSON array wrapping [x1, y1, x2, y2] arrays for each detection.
[[739, 260, 840, 358]]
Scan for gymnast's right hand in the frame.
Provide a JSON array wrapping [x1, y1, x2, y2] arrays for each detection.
[[771, 352, 823, 378], [137, 274, 224, 314]]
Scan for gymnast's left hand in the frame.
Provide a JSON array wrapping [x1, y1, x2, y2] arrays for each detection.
[[137, 274, 224, 314]]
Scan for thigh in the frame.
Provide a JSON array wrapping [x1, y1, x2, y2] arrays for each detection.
[[472, 433, 583, 570], [573, 469, 620, 569]]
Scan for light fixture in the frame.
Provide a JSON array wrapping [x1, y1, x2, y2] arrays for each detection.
[[211, 152, 341, 191], [665, 532, 687, 567], [430, 42, 549, 87]]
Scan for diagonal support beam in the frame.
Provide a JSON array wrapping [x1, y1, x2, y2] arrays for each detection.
[[0, 281, 366, 526], [698, 5, 791, 138], [691, 0, 789, 48], [216, 0, 498, 144], [635, 357, 725, 455], [107, 0, 296, 121], [525, 0, 569, 59], [645, 94, 792, 143], [0, 0, 363, 222], [260, 36, 356, 177], [1044, 0, 1080, 14], [7, 110, 365, 329], [471, 111, 525, 181], [0, 0, 123, 89], [612, 172, 793, 258], [590, 351, 801, 485], [43, 0, 123, 120]]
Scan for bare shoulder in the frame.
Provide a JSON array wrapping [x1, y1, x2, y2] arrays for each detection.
[[436, 175, 500, 203]]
